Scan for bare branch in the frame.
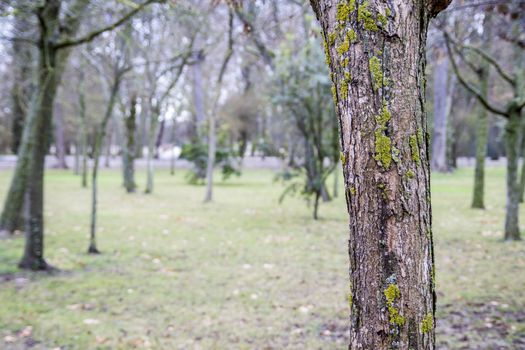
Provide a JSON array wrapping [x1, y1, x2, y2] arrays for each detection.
[[217, 8, 234, 85], [233, 6, 275, 70], [447, 34, 515, 86], [0, 35, 38, 46], [444, 32, 508, 117], [54, 0, 160, 50]]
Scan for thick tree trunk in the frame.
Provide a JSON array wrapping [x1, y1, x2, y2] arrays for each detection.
[[311, 0, 449, 347], [123, 95, 137, 192], [504, 111, 521, 241], [431, 45, 449, 172], [19, 45, 59, 270], [471, 13, 492, 209]]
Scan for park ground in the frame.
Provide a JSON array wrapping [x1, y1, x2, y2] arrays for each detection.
[[0, 167, 524, 349]]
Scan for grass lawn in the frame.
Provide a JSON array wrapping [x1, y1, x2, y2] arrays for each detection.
[[0, 166, 524, 349]]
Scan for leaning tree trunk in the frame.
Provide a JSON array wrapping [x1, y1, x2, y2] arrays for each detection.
[[471, 13, 492, 209], [10, 27, 32, 155], [504, 109, 522, 241], [311, 0, 450, 348], [89, 77, 120, 254], [431, 44, 449, 172]]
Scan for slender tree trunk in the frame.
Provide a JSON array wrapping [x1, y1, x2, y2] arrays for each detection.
[[518, 122, 525, 203], [145, 108, 159, 194], [81, 127, 88, 188], [313, 191, 320, 220], [471, 14, 492, 209], [89, 76, 121, 254], [104, 126, 112, 168], [74, 137, 80, 175], [311, 0, 449, 347], [123, 95, 137, 192], [154, 119, 165, 159], [431, 45, 449, 172], [504, 110, 521, 241]]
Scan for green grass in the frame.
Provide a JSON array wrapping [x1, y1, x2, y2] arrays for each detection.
[[0, 167, 524, 349]]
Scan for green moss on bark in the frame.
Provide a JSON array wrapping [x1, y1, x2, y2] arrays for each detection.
[[336, 1, 356, 22], [421, 313, 433, 333], [384, 284, 405, 326], [369, 56, 383, 91], [357, 1, 378, 31], [409, 135, 420, 164]]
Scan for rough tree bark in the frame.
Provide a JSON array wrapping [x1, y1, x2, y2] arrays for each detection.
[[123, 94, 137, 193], [504, 111, 521, 240], [431, 44, 449, 172], [471, 13, 492, 209], [310, 0, 450, 348]]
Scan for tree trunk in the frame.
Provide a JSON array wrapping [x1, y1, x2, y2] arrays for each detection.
[[431, 45, 449, 172], [145, 108, 159, 194], [89, 76, 121, 254], [518, 122, 525, 203], [123, 95, 137, 192], [471, 13, 492, 209], [311, 0, 449, 347], [19, 42, 60, 270], [10, 30, 33, 155], [74, 137, 80, 175], [504, 110, 521, 241], [154, 119, 165, 159], [104, 125, 113, 168]]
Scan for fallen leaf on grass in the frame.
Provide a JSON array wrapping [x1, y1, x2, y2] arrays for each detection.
[[83, 319, 100, 325]]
